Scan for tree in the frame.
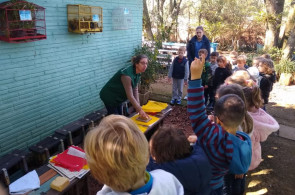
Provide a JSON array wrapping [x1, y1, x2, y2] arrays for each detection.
[[263, 0, 285, 49], [282, 1, 295, 59], [143, 0, 154, 40], [143, 0, 183, 43], [199, 0, 264, 50]]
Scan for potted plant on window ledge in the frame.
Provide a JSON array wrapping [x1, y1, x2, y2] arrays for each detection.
[[132, 44, 162, 105]]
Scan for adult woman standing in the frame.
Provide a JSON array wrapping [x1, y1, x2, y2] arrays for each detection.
[[185, 26, 211, 99], [187, 26, 211, 64], [100, 54, 149, 119]]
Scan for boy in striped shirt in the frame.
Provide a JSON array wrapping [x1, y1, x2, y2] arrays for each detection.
[[187, 55, 252, 194]]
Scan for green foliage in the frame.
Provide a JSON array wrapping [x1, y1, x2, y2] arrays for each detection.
[[197, 0, 265, 50], [264, 47, 283, 62], [133, 44, 162, 92], [245, 52, 260, 66], [275, 59, 295, 74], [254, 10, 281, 26]]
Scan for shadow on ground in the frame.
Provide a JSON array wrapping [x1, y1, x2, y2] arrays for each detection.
[[245, 134, 295, 195]]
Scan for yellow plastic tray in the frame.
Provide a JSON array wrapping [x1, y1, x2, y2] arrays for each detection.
[[141, 101, 168, 113], [130, 114, 160, 133]]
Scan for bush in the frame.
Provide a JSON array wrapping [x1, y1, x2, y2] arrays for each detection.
[[275, 59, 295, 75], [132, 44, 162, 92], [263, 47, 283, 62]]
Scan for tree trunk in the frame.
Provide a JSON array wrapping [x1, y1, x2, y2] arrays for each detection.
[[143, 0, 154, 41], [264, 0, 285, 49], [282, 30, 295, 59], [281, 1, 295, 57], [155, 0, 166, 41]]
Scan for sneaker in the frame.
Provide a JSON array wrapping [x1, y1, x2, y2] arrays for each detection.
[[176, 100, 181, 105], [170, 99, 176, 105], [184, 95, 187, 100]]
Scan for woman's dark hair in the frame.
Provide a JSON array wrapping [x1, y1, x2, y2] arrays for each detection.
[[150, 126, 191, 163], [131, 54, 148, 66]]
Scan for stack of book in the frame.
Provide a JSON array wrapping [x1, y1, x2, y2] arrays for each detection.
[[48, 146, 89, 181]]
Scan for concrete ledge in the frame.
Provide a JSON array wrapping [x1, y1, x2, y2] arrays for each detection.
[[278, 124, 295, 141]]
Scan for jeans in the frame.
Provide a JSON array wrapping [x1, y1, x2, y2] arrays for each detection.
[[172, 78, 184, 101]]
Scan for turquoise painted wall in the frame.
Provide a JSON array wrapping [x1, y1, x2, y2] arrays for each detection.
[[0, 0, 143, 156]]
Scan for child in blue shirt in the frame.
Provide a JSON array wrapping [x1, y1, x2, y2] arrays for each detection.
[[168, 46, 189, 105]]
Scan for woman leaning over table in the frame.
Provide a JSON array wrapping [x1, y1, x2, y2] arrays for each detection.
[[99, 54, 149, 119]]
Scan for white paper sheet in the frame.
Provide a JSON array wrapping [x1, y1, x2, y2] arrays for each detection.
[[9, 170, 40, 194]]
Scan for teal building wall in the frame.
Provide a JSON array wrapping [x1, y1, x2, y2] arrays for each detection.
[[0, 0, 143, 156]]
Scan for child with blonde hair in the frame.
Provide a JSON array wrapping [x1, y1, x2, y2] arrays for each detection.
[[147, 126, 212, 195], [188, 55, 251, 194], [233, 55, 249, 72], [225, 70, 256, 88], [84, 115, 184, 195], [168, 46, 189, 105], [228, 51, 238, 67]]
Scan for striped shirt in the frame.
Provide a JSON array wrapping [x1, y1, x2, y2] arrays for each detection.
[[187, 79, 234, 190]]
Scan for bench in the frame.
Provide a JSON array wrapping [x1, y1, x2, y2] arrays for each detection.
[[0, 149, 29, 186]]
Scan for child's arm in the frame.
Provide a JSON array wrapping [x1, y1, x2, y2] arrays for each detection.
[[188, 68, 223, 139], [188, 56, 232, 162], [188, 56, 213, 138]]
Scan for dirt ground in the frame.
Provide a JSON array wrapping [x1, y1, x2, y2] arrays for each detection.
[[150, 77, 295, 195]]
